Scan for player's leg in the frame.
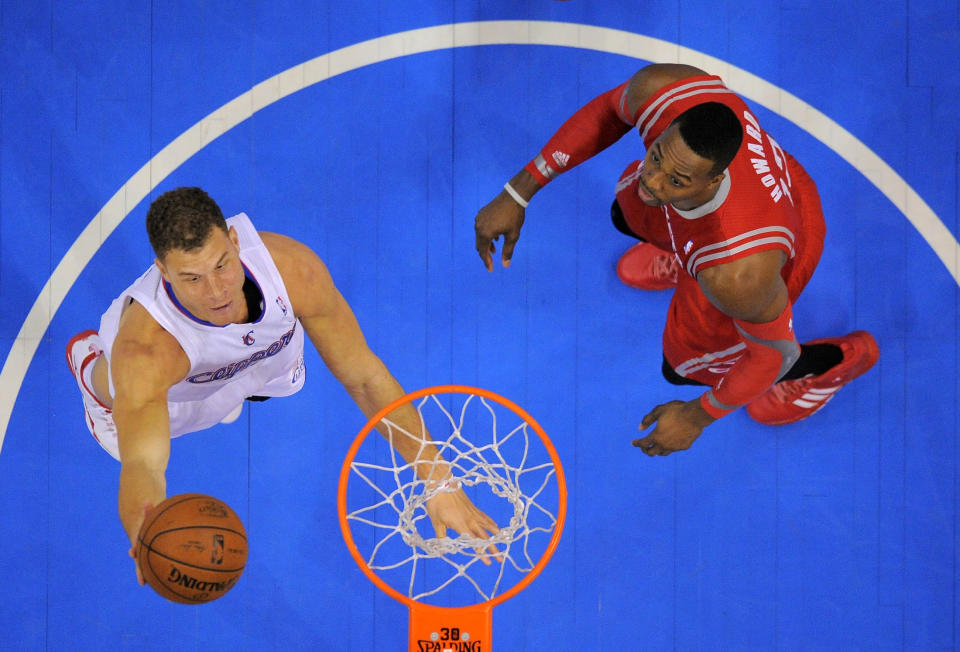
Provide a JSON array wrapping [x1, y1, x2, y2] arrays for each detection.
[[661, 355, 709, 386], [66, 330, 121, 460], [220, 396, 272, 424], [610, 199, 644, 239], [661, 326, 878, 426], [660, 306, 878, 424], [747, 156, 878, 425], [661, 343, 849, 386], [746, 331, 878, 425], [220, 403, 243, 424], [658, 267, 877, 425], [659, 280, 747, 385]]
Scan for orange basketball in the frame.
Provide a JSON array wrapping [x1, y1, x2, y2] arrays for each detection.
[[136, 493, 248, 604]]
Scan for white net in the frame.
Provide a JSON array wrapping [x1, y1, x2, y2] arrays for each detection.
[[343, 392, 562, 606]]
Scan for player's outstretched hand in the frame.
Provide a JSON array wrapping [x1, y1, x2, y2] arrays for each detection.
[[425, 488, 502, 565], [126, 502, 154, 586], [632, 398, 716, 457], [127, 546, 145, 586], [474, 191, 526, 272]]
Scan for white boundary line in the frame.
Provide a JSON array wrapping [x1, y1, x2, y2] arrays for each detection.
[[1, 20, 956, 451]]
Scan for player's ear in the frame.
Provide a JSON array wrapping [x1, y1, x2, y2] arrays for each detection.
[[228, 226, 239, 248], [155, 257, 169, 283], [707, 171, 725, 190]]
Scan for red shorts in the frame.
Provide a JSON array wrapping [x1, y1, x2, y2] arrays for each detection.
[[615, 155, 826, 386]]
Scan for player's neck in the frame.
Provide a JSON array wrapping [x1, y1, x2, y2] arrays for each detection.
[[241, 275, 263, 323], [671, 175, 726, 211], [672, 188, 717, 211]]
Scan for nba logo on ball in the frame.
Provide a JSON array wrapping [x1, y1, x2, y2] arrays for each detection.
[[212, 534, 225, 565]]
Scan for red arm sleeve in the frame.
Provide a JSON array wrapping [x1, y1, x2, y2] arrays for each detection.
[[524, 80, 634, 186], [700, 301, 801, 418]]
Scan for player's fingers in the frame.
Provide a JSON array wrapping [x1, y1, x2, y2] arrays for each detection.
[[474, 509, 499, 534], [632, 436, 658, 456], [477, 546, 492, 565], [475, 235, 494, 271], [129, 548, 145, 586], [640, 404, 665, 429], [483, 536, 503, 563], [459, 517, 494, 565], [471, 533, 495, 566], [463, 516, 487, 539], [464, 527, 490, 565], [640, 410, 658, 429], [500, 231, 520, 267], [480, 543, 502, 565]]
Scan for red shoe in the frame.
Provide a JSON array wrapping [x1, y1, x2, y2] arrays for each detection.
[[746, 330, 879, 425], [616, 242, 680, 290]]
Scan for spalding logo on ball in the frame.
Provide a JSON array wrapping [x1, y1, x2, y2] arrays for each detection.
[[137, 493, 248, 604]]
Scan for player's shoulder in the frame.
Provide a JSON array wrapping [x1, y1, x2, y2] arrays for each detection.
[[625, 64, 710, 115], [112, 300, 190, 386], [259, 230, 335, 315], [259, 230, 326, 280], [260, 230, 310, 259], [114, 300, 181, 356]]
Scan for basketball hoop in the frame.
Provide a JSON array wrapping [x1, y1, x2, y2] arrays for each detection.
[[337, 385, 567, 651]]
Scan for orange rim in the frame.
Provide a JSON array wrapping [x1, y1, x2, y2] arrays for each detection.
[[337, 385, 567, 610]]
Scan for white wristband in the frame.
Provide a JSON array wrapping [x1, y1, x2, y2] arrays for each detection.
[[503, 182, 529, 208]]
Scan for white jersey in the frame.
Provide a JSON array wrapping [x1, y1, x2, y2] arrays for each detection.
[[98, 213, 306, 438]]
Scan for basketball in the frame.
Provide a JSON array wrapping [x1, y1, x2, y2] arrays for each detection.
[[136, 493, 248, 604]]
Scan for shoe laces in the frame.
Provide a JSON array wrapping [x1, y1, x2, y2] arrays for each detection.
[[769, 375, 815, 402], [654, 251, 680, 282]]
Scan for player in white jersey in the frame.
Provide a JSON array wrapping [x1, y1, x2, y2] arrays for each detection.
[[89, 212, 306, 445], [67, 187, 499, 584]]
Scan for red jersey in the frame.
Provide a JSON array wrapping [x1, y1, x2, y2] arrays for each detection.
[[636, 75, 801, 279], [616, 75, 825, 384]]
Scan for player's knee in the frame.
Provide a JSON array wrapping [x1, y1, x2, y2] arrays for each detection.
[[611, 199, 636, 238], [661, 359, 687, 385], [611, 199, 648, 241], [661, 356, 707, 387]]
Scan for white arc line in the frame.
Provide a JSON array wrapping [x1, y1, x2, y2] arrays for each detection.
[[1, 20, 956, 452]]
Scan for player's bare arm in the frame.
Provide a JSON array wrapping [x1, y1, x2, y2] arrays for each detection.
[[697, 249, 789, 323], [474, 63, 708, 271], [633, 250, 790, 456], [110, 301, 190, 579], [261, 232, 418, 448], [263, 232, 500, 550]]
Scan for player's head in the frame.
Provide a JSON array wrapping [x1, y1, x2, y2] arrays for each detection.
[[637, 102, 743, 210], [148, 187, 247, 326], [674, 103, 743, 176], [147, 187, 229, 260]]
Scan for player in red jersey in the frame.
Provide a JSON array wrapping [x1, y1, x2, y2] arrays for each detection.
[[474, 64, 878, 456]]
